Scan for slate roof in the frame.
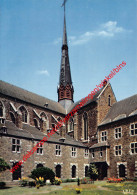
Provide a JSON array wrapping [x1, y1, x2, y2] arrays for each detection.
[[67, 88, 103, 113], [59, 13, 72, 87], [0, 121, 87, 148], [90, 142, 109, 149], [0, 80, 66, 114], [99, 94, 137, 126]]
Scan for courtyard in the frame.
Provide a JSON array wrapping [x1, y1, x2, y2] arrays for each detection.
[[0, 181, 137, 195]]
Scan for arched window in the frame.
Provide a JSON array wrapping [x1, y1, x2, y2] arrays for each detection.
[[66, 90, 70, 97], [60, 91, 64, 98], [69, 118, 74, 131], [83, 112, 88, 140], [12, 162, 21, 180], [0, 101, 3, 117], [119, 164, 125, 177], [72, 165, 76, 178], [40, 112, 49, 130], [34, 118, 39, 128], [108, 95, 111, 106], [56, 164, 61, 178], [10, 112, 16, 124], [85, 166, 89, 177], [19, 106, 28, 123], [36, 163, 43, 169]]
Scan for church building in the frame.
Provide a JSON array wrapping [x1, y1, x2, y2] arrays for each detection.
[[0, 4, 137, 182]]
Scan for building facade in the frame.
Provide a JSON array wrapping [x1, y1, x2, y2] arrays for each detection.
[[0, 5, 136, 182]]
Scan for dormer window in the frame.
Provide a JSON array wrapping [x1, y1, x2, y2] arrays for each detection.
[[10, 112, 16, 124], [19, 106, 28, 123], [34, 118, 39, 129]]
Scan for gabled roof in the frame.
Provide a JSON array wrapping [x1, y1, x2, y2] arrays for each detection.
[[0, 80, 66, 114], [67, 88, 103, 114], [99, 94, 137, 126], [0, 121, 87, 148]]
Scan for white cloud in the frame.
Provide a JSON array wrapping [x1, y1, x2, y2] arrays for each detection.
[[53, 21, 131, 46], [37, 70, 49, 76]]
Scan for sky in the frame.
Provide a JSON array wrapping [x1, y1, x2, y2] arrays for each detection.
[[0, 0, 136, 103]]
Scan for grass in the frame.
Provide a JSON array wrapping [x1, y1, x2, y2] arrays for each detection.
[[0, 181, 136, 195]]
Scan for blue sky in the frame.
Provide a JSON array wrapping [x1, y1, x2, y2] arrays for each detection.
[[0, 0, 136, 102]]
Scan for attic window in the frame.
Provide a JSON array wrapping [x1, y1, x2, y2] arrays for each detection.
[[1, 126, 7, 134], [59, 138, 66, 142], [44, 103, 48, 108]]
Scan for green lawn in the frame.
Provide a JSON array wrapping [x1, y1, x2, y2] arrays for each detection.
[[0, 181, 136, 195]]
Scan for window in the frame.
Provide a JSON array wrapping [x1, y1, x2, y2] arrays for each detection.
[[130, 123, 137, 136], [83, 112, 88, 140], [115, 145, 122, 156], [19, 106, 27, 123], [10, 112, 16, 124], [34, 118, 39, 128], [0, 101, 3, 117], [60, 91, 64, 98], [36, 164, 43, 169], [100, 147, 103, 157], [72, 147, 77, 157], [66, 90, 70, 97], [130, 142, 137, 154], [91, 149, 95, 158], [56, 145, 61, 156], [85, 166, 89, 177], [85, 149, 89, 157], [101, 131, 107, 142], [69, 118, 74, 131], [72, 165, 76, 178], [108, 95, 111, 106], [12, 162, 21, 180], [37, 142, 43, 155], [12, 138, 21, 153], [115, 128, 122, 139]]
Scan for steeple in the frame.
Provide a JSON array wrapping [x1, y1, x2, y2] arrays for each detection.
[[57, 2, 74, 110]]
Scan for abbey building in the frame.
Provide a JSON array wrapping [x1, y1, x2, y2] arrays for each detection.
[[0, 6, 137, 182]]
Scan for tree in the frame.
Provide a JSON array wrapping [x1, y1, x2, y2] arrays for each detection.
[[30, 167, 55, 184], [88, 164, 98, 181], [0, 158, 10, 172]]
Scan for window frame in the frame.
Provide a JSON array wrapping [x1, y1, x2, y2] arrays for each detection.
[[115, 127, 122, 139], [55, 144, 61, 156], [130, 123, 137, 136], [84, 149, 89, 158], [36, 142, 43, 155], [71, 147, 77, 157], [12, 138, 21, 153], [91, 149, 95, 158], [101, 131, 107, 142], [130, 142, 137, 155], [114, 145, 122, 156]]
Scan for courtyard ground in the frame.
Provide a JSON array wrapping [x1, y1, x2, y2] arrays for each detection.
[[0, 181, 137, 195]]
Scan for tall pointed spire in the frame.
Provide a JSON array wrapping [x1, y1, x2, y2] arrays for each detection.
[[57, 1, 74, 109]]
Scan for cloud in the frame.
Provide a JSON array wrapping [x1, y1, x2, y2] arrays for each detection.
[[53, 21, 131, 46], [37, 70, 49, 76]]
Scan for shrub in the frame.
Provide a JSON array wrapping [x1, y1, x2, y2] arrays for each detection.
[[0, 158, 10, 172], [88, 164, 98, 181], [107, 177, 124, 183], [0, 182, 6, 189], [19, 177, 28, 187], [54, 177, 62, 185], [28, 181, 36, 187], [62, 178, 77, 183], [133, 177, 137, 182], [30, 167, 55, 184], [36, 177, 44, 186]]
